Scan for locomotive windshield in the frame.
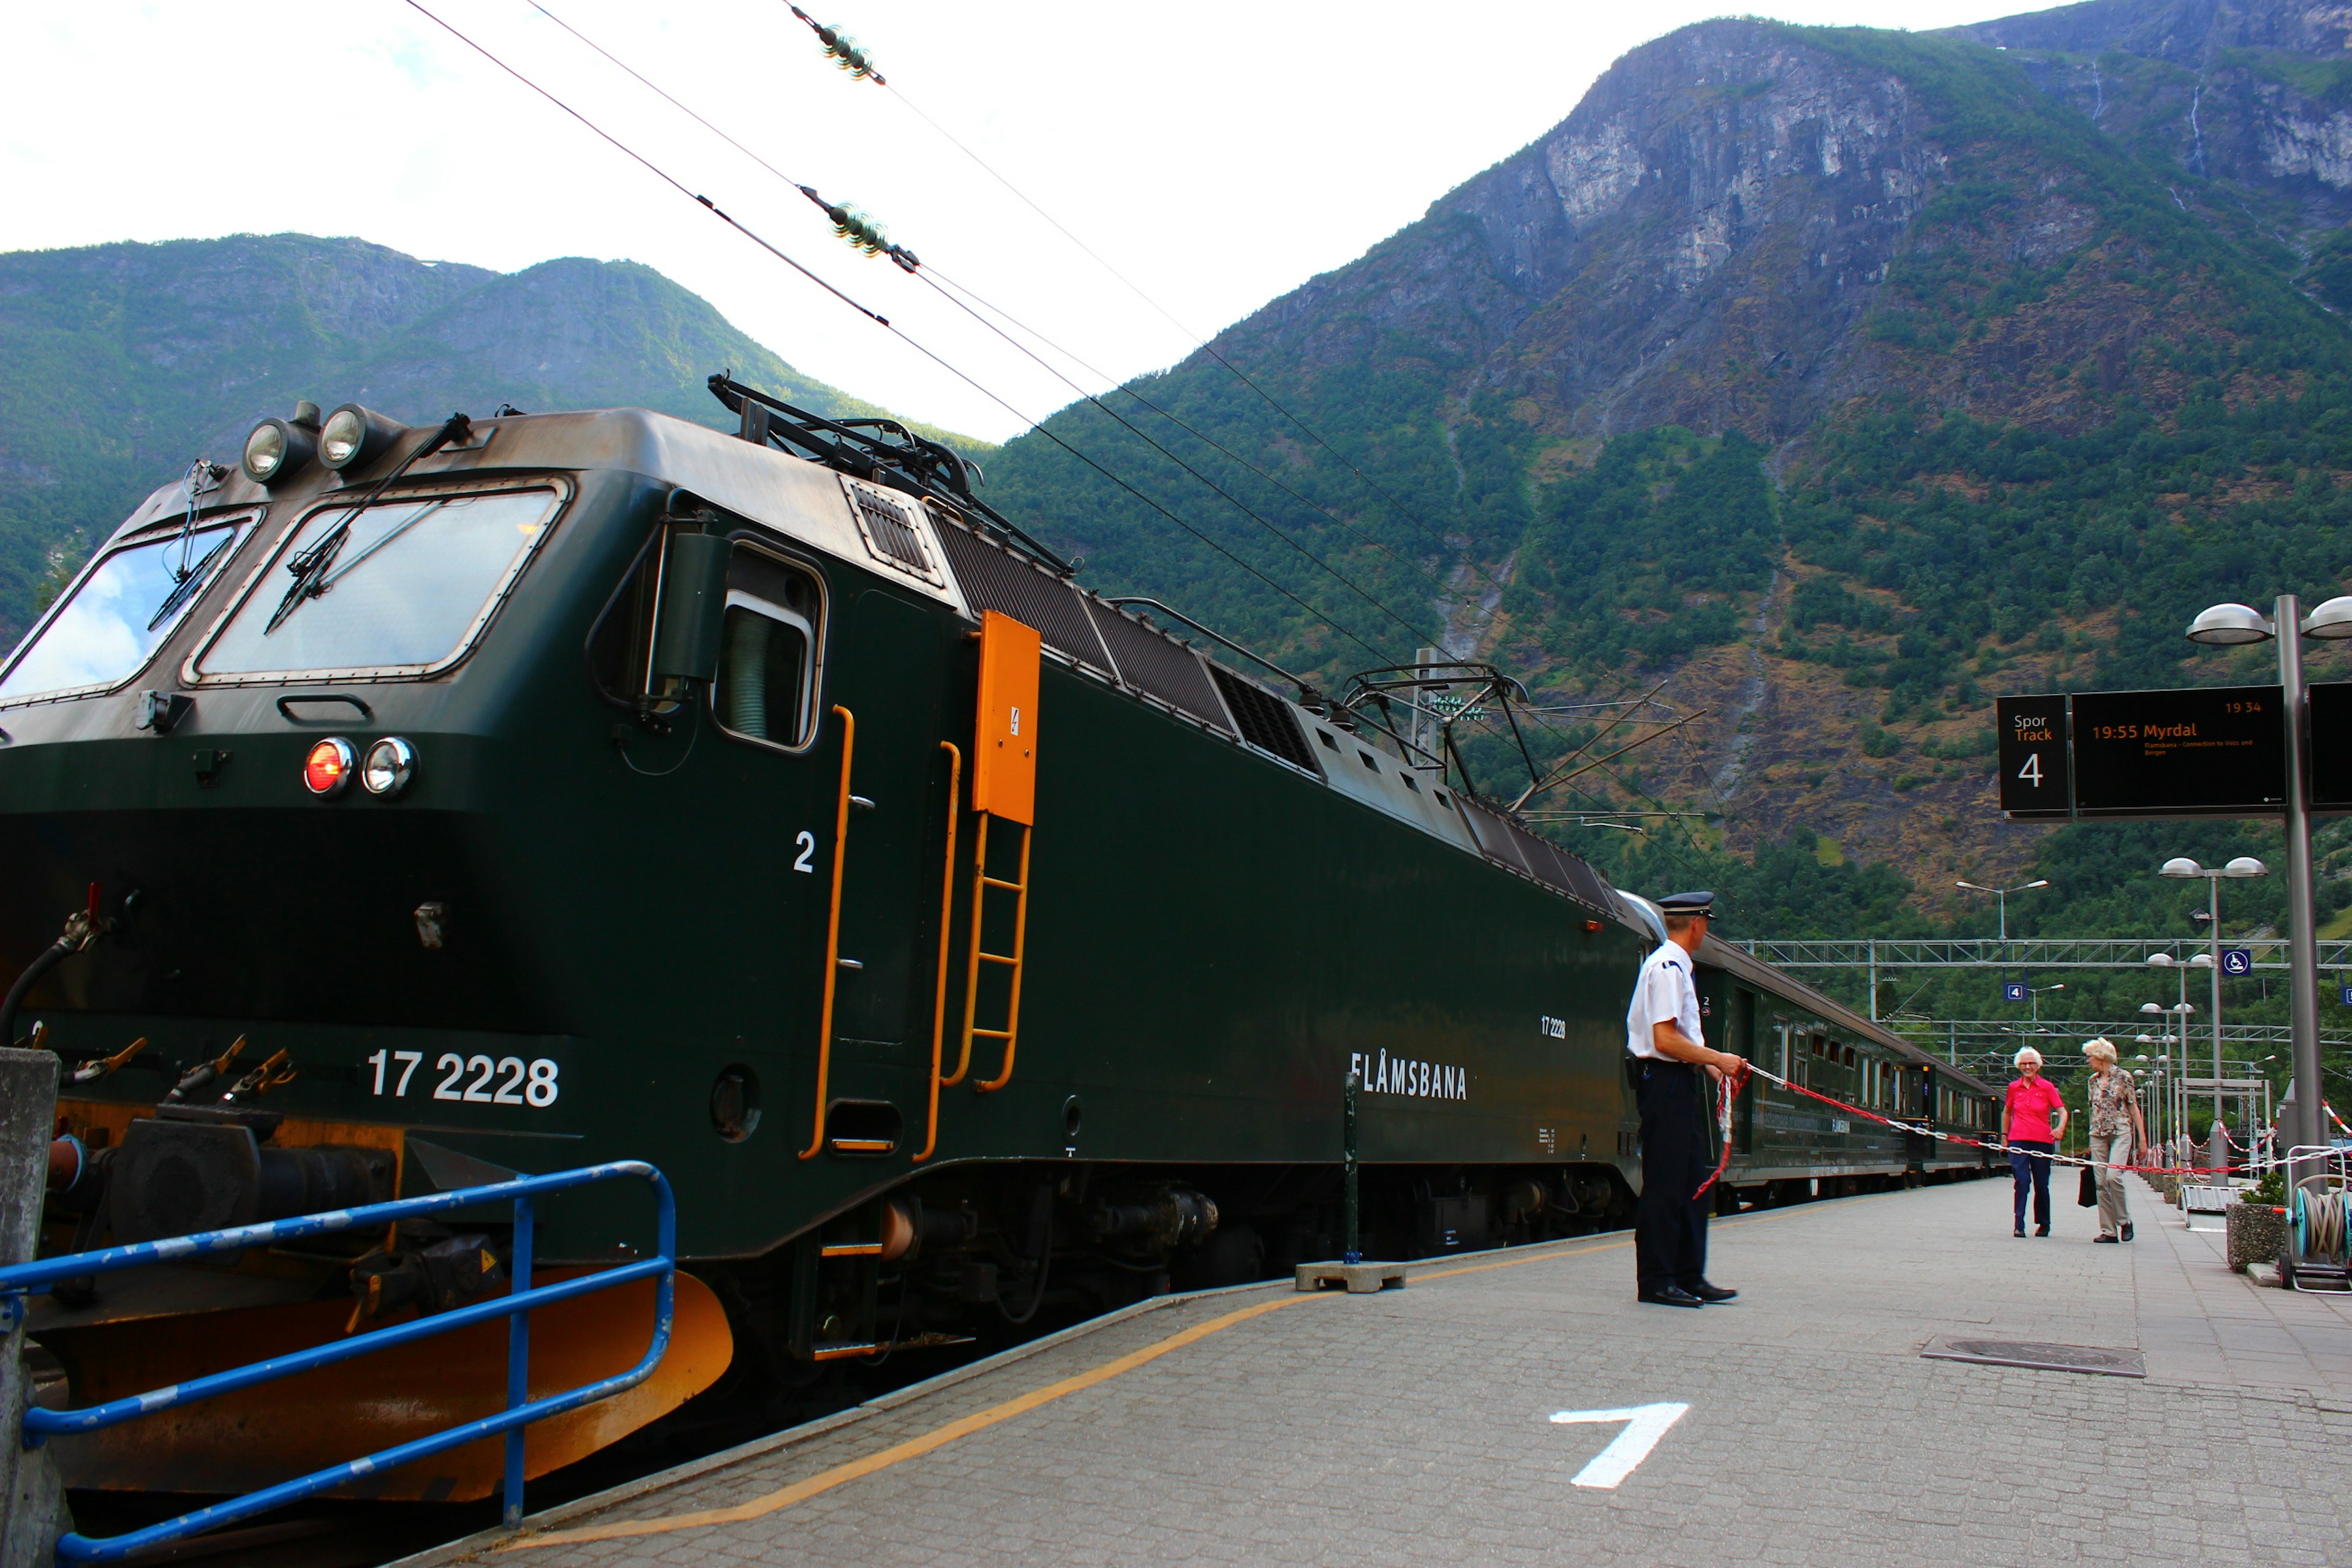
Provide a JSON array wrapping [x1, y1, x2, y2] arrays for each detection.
[[195, 485, 560, 679], [0, 518, 250, 704]]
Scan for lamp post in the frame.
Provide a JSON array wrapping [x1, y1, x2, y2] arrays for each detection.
[[1956, 878, 2049, 943], [2027, 981, 2064, 1023], [2147, 951, 2218, 1122], [2142, 998, 2196, 1163], [2135, 1042, 2168, 1154], [2158, 856, 2265, 1131], [2185, 594, 2352, 1174]]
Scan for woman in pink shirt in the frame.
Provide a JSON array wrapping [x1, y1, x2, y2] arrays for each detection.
[[2003, 1047, 2069, 1238]]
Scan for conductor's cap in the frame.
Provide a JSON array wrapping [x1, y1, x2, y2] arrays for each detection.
[[1657, 891, 1715, 918]]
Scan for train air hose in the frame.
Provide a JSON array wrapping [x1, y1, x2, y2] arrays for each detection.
[[1, 897, 108, 1049]]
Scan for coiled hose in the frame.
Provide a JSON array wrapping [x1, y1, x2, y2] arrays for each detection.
[[0, 932, 78, 1049], [2298, 1188, 2350, 1264]]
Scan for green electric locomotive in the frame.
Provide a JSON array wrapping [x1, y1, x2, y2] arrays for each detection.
[[0, 378, 1991, 1501]]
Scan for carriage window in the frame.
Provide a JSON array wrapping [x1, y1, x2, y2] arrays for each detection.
[[710, 546, 822, 751]]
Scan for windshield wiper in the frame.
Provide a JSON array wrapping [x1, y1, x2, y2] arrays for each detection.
[[266, 412, 471, 635], [315, 497, 451, 591], [146, 531, 237, 632]]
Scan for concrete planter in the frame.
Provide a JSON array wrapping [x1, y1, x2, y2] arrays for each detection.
[[2226, 1201, 2287, 1273]]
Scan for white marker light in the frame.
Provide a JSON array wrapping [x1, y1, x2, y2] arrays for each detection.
[[1549, 1401, 1690, 1488], [361, 736, 416, 797]]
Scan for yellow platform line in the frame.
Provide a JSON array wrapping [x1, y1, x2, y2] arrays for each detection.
[[504, 1199, 1866, 1552]]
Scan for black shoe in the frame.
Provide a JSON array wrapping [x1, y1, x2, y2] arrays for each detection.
[[2035, 1224, 2051, 1237], [1638, 1285, 1705, 1308], [2014, 1226, 2026, 1238], [2094, 1234, 2120, 1243], [2122, 1222, 2135, 1242], [1686, 1281, 1738, 1302]]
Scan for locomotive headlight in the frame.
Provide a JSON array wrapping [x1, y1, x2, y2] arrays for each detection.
[[319, 404, 402, 472], [361, 736, 416, 797], [241, 418, 316, 486], [302, 737, 356, 796]]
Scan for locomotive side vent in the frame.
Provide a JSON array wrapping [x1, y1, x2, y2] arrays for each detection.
[[1455, 796, 1614, 914], [927, 510, 1115, 674], [1207, 666, 1320, 775], [1082, 598, 1232, 735], [845, 483, 946, 587]]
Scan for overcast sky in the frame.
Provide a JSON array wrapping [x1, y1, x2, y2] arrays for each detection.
[[9, 1, 2032, 442]]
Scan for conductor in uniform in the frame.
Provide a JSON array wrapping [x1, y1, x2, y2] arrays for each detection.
[[1624, 891, 1746, 1308]]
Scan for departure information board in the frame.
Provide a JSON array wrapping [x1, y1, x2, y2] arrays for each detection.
[[2312, 682, 2352, 812], [1995, 695, 2070, 819], [2069, 685, 2284, 815]]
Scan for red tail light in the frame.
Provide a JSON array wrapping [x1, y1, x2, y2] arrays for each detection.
[[303, 737, 355, 796]]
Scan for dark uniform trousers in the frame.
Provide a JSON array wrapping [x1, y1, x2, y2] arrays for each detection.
[[1634, 1059, 1710, 1294]]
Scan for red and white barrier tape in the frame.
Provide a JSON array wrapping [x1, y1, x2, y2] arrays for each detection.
[[1716, 1060, 2258, 1183]]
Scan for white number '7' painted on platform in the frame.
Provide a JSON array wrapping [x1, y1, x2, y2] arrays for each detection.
[[1548, 1402, 1690, 1488]]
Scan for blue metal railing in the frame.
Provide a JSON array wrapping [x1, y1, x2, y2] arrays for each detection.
[[0, 1159, 676, 1564]]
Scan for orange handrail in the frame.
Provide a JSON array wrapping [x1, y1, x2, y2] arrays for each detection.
[[973, 821, 1033, 1093], [943, 813, 990, 1090], [800, 704, 854, 1161], [913, 741, 961, 1163]]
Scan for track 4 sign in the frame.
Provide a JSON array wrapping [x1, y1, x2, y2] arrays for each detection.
[[1995, 696, 2071, 819]]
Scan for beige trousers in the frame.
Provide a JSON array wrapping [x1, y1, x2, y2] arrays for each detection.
[[2093, 1130, 2133, 1235]]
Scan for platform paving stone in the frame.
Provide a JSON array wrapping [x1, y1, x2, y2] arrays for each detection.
[[418, 1176, 2352, 1567]]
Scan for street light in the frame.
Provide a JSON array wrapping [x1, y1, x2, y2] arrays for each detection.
[[2026, 981, 2064, 1023], [1956, 878, 2050, 943], [2159, 855, 2266, 1131], [2186, 594, 2352, 1170]]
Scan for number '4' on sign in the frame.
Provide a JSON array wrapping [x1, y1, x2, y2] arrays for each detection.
[[1548, 1402, 1689, 1488]]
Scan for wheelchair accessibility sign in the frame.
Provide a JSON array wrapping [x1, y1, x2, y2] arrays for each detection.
[[2221, 948, 2254, 977]]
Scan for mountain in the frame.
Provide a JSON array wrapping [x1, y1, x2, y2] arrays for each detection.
[[982, 0, 2352, 924], [0, 233, 982, 643]]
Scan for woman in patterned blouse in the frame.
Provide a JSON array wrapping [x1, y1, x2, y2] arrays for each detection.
[[2082, 1038, 2147, 1243]]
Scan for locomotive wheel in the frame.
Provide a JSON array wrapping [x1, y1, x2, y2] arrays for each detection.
[[1172, 1224, 1266, 1291]]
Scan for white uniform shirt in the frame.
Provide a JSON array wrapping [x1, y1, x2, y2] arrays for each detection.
[[1625, 941, 1703, 1060]]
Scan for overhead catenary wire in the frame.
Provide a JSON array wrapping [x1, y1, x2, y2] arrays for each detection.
[[507, 0, 1446, 663], [399, 0, 1403, 671], [435, 0, 1694, 813], [757, 4, 1733, 831], [775, 1, 1520, 608], [920, 264, 1469, 616], [527, 0, 1688, 799], [908, 267, 1447, 653]]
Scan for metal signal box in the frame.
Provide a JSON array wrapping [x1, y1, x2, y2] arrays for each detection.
[[972, 609, 1040, 824]]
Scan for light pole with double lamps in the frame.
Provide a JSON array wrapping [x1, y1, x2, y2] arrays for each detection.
[[2183, 593, 2352, 1174]]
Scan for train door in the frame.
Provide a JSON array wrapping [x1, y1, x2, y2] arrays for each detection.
[[818, 586, 956, 1152]]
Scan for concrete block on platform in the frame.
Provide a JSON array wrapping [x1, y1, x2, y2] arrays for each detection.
[[1292, 1259, 1406, 1294]]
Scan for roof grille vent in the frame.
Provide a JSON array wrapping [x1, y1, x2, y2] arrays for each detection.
[[845, 481, 944, 586], [1208, 666, 1319, 775]]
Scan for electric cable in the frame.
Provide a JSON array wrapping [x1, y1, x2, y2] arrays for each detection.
[[763, 3, 1719, 815], [922, 264, 1465, 612], [439, 0, 1675, 797], [402, 0, 1400, 669], [503, 0, 1441, 662], [910, 267, 1445, 651], [775, 1, 1518, 605]]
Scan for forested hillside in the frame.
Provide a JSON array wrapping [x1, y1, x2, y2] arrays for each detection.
[[984, 0, 2352, 935], [0, 233, 979, 644]]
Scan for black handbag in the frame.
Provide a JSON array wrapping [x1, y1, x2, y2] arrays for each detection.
[[2078, 1163, 2098, 1207]]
